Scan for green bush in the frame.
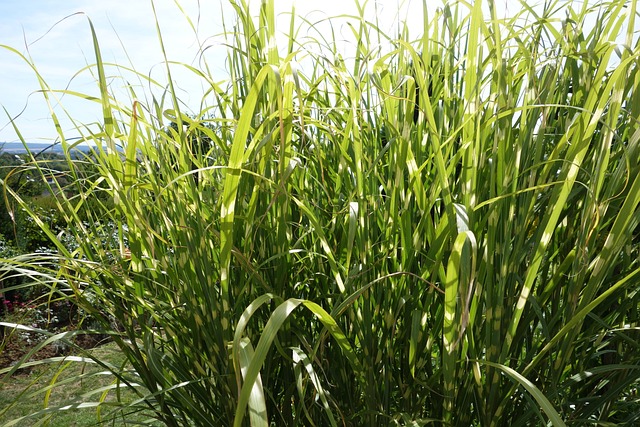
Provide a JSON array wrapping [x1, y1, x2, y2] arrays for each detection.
[[1, 0, 639, 425]]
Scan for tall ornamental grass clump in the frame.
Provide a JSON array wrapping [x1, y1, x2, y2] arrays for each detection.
[[1, 0, 639, 425]]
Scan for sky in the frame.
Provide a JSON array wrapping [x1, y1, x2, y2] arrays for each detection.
[[0, 0, 625, 143], [0, 0, 229, 143], [0, 0, 446, 143]]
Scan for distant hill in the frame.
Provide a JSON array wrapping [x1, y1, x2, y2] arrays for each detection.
[[0, 142, 94, 155]]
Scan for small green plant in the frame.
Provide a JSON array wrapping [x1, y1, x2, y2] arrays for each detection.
[[1, 0, 639, 425]]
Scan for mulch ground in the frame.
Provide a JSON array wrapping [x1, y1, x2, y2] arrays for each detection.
[[0, 329, 108, 372]]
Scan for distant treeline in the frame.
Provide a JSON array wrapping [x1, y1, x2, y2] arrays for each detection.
[[0, 142, 93, 155]]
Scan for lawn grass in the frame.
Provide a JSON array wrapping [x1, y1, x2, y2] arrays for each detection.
[[0, 342, 159, 426]]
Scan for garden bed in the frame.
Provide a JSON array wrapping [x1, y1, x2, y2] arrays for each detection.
[[1, 297, 108, 371]]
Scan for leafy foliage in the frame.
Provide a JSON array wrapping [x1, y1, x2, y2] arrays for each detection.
[[1, 0, 639, 425]]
